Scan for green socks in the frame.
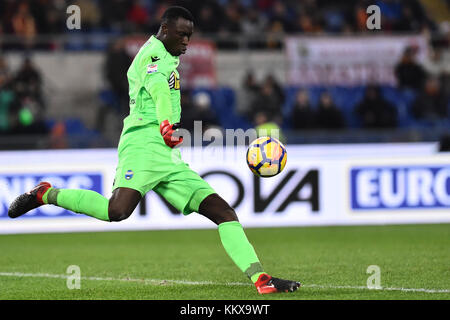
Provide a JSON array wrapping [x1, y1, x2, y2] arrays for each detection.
[[42, 188, 110, 221], [41, 190, 264, 282], [218, 221, 264, 283]]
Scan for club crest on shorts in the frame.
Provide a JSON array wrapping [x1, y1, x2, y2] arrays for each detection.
[[125, 170, 134, 180]]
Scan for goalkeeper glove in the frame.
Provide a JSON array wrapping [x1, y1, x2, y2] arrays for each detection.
[[160, 120, 183, 148]]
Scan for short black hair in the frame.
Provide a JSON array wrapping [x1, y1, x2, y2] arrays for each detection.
[[161, 6, 194, 24]]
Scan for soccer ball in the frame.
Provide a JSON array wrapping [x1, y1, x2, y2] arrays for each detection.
[[246, 136, 287, 178]]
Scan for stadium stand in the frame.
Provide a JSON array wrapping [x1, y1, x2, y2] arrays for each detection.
[[0, 0, 448, 148]]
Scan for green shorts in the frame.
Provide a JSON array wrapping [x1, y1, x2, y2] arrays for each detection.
[[112, 123, 216, 215]]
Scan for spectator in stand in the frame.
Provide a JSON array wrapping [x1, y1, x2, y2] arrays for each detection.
[[28, 0, 65, 44], [394, 0, 436, 32], [264, 0, 295, 48], [13, 57, 44, 110], [394, 46, 427, 91], [181, 91, 220, 134], [0, 56, 15, 133], [0, 1, 5, 20], [147, 2, 169, 34], [395, 4, 421, 32], [254, 111, 285, 143], [0, 56, 11, 88], [441, 72, 450, 105], [0, 0, 441, 51], [316, 91, 346, 129], [236, 71, 260, 120], [11, 94, 48, 136], [322, 5, 347, 33], [180, 90, 196, 133], [104, 38, 133, 117], [73, 0, 101, 31], [28, 0, 49, 34], [45, 5, 68, 49], [354, 85, 398, 128], [193, 92, 221, 131], [220, 2, 242, 33], [422, 44, 450, 78], [217, 2, 243, 48], [354, 0, 368, 31], [49, 121, 68, 149], [265, 19, 284, 49], [240, 6, 268, 48], [292, 0, 323, 34], [0, 24, 3, 51], [249, 74, 284, 125], [195, 4, 221, 34], [7, 57, 48, 139], [411, 76, 448, 121], [376, 0, 403, 31], [263, 74, 285, 107], [256, 0, 277, 13], [126, 0, 150, 33], [267, 1, 294, 33], [290, 89, 316, 130], [98, 0, 130, 31], [10, 1, 37, 50]]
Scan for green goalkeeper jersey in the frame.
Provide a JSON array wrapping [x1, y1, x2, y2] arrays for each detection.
[[123, 35, 181, 133]]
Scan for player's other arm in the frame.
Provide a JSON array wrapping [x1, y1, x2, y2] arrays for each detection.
[[145, 69, 183, 148]]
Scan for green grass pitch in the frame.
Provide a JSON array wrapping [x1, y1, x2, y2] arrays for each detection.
[[0, 223, 449, 300]]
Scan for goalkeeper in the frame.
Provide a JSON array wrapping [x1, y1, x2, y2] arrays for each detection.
[[8, 6, 300, 294]]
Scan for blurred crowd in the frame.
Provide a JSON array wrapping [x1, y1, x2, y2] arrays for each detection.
[[1, 42, 448, 146], [0, 0, 449, 148], [233, 43, 449, 133], [0, 0, 442, 50]]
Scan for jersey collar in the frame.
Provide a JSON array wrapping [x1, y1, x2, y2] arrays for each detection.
[[150, 35, 179, 62]]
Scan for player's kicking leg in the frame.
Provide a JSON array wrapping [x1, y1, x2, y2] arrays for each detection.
[[198, 193, 301, 294], [8, 182, 141, 222]]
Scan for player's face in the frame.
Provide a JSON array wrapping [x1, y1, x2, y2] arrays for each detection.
[[166, 18, 194, 56]]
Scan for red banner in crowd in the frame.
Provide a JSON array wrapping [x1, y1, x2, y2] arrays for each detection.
[[179, 39, 217, 88], [122, 35, 217, 89]]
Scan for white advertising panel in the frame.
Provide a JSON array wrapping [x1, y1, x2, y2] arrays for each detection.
[[0, 143, 448, 234], [285, 35, 428, 86]]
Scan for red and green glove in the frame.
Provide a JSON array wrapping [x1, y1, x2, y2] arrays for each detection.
[[160, 120, 183, 148]]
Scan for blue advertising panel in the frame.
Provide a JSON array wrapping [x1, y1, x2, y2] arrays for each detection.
[[0, 173, 103, 218], [351, 166, 450, 210]]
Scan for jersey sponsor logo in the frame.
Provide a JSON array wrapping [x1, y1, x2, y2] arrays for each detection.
[[350, 165, 450, 210], [0, 173, 103, 218], [169, 71, 180, 90], [147, 64, 158, 74]]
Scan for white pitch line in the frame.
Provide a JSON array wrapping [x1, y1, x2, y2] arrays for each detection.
[[0, 272, 245, 287], [304, 284, 450, 294], [0, 272, 449, 294]]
